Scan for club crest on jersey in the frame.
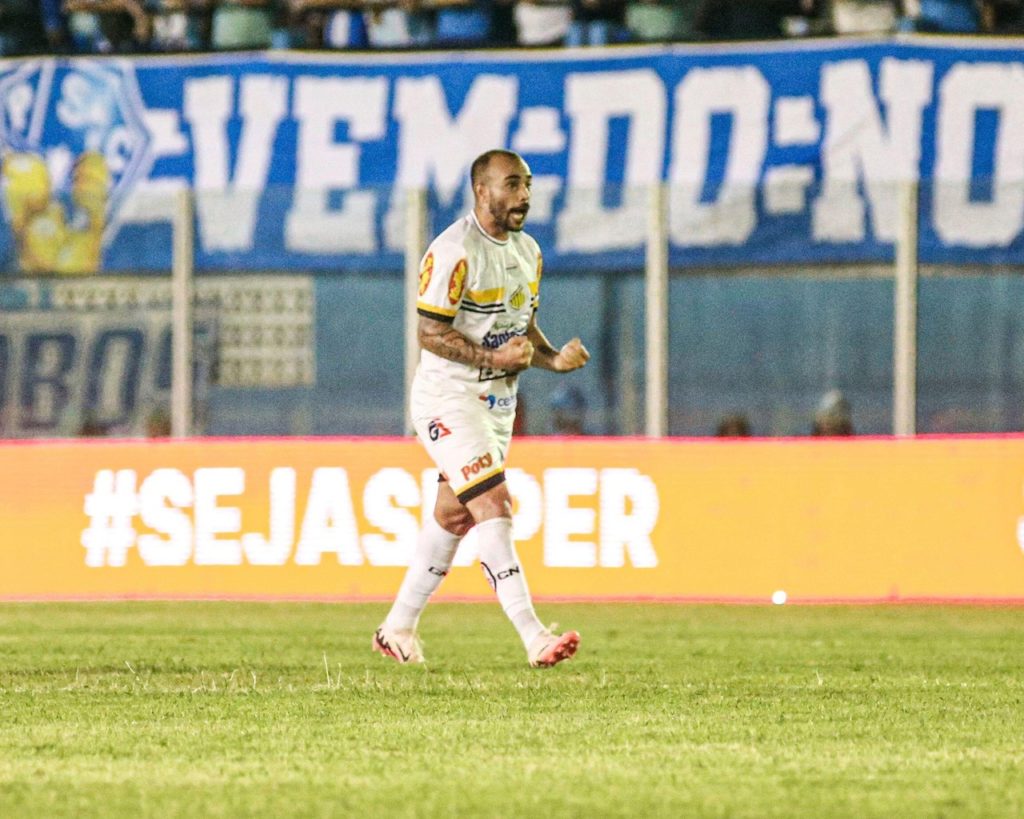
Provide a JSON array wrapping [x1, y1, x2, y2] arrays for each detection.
[[418, 252, 434, 296], [428, 418, 451, 441], [447, 258, 467, 305], [508, 285, 526, 310]]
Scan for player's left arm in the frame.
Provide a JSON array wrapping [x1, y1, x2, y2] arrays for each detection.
[[526, 313, 589, 373]]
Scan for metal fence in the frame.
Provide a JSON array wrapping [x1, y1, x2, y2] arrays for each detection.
[[1, 181, 1022, 439]]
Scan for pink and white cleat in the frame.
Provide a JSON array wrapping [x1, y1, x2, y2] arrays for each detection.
[[528, 629, 580, 668], [372, 624, 425, 664]]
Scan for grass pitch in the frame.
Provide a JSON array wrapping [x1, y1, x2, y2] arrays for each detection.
[[1, 602, 1023, 818]]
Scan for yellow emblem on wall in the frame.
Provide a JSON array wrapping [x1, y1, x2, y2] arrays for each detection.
[[3, 150, 109, 276]]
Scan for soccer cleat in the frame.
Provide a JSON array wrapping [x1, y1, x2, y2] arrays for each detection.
[[527, 629, 580, 668], [372, 624, 425, 664]]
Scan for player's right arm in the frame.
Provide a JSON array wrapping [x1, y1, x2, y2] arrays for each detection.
[[418, 316, 533, 372]]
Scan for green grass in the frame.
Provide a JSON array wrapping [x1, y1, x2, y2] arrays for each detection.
[[1, 603, 1023, 818]]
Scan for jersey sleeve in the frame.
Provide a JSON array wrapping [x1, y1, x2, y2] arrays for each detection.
[[416, 241, 469, 323], [531, 248, 542, 313]]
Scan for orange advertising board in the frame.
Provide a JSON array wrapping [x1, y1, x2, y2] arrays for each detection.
[[2, 436, 1024, 601]]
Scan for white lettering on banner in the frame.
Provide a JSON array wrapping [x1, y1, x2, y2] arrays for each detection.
[[241, 467, 296, 565], [295, 467, 363, 565], [668, 66, 769, 246], [79, 465, 660, 568], [81, 469, 138, 567], [183, 75, 287, 251], [558, 70, 666, 252], [813, 58, 933, 243], [394, 75, 518, 205], [285, 77, 387, 253], [362, 467, 420, 566], [138, 468, 193, 566], [934, 63, 1024, 246], [598, 468, 659, 568], [193, 467, 244, 565], [543, 467, 598, 568], [508, 468, 543, 543]]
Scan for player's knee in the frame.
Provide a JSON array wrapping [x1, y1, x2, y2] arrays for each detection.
[[437, 508, 474, 536]]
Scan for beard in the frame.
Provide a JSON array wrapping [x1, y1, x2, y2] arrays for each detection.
[[491, 202, 529, 232]]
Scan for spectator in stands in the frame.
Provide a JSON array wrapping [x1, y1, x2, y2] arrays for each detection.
[[515, 0, 573, 46], [715, 413, 752, 437], [145, 406, 172, 437], [566, 0, 628, 45], [828, 0, 899, 33], [210, 0, 275, 49], [550, 384, 588, 434], [900, 0, 980, 31], [981, 0, 1023, 30], [0, 1, 49, 56], [148, 1, 211, 51], [41, 0, 71, 51], [64, 0, 152, 52], [625, 0, 700, 42], [811, 389, 855, 436], [694, 0, 814, 39], [363, 1, 435, 47], [429, 0, 516, 47]]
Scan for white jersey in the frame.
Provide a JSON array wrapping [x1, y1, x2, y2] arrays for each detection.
[[414, 211, 542, 399]]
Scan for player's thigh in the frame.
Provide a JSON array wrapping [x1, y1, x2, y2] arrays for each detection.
[[464, 480, 513, 523]]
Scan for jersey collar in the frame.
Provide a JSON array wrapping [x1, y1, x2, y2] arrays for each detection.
[[470, 211, 509, 246]]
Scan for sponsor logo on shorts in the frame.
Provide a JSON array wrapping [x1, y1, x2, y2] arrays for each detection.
[[447, 258, 467, 305], [479, 394, 516, 410], [418, 252, 434, 296], [461, 452, 494, 481], [428, 418, 451, 441]]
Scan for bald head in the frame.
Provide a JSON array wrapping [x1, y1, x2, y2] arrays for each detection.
[[471, 149, 525, 189]]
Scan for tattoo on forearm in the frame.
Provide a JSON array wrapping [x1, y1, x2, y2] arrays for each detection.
[[421, 324, 493, 368], [534, 341, 558, 359]]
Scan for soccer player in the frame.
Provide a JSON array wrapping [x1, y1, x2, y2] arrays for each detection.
[[373, 149, 590, 668]]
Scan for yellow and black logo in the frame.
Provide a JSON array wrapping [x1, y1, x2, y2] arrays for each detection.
[[418, 252, 434, 296], [447, 258, 468, 305]]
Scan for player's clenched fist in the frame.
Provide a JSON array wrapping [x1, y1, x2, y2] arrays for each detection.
[[493, 336, 535, 372], [552, 338, 589, 372]]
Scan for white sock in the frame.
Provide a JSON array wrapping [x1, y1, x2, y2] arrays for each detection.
[[476, 517, 546, 649], [384, 516, 461, 632]]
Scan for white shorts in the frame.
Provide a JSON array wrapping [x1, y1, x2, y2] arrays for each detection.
[[410, 380, 516, 504]]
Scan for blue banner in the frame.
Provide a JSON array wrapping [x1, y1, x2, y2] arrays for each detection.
[[0, 40, 1022, 274]]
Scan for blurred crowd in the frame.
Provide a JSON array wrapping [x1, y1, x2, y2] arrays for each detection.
[[1, 0, 1022, 55]]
